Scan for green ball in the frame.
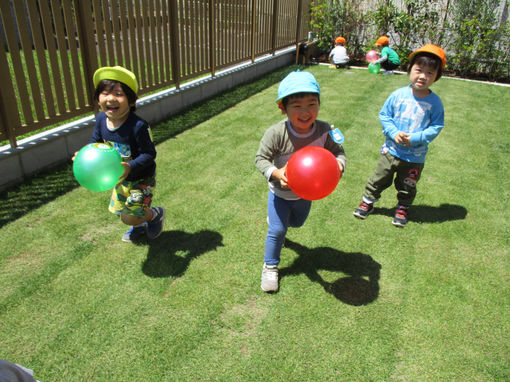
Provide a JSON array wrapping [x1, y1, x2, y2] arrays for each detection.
[[73, 143, 123, 192], [368, 62, 381, 74]]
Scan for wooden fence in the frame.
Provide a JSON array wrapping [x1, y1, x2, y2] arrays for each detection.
[[0, 0, 312, 148]]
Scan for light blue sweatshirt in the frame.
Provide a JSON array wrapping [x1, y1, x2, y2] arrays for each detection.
[[379, 85, 444, 163]]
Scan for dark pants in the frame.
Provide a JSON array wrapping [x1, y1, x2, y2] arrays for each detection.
[[363, 151, 424, 206], [381, 60, 399, 71]]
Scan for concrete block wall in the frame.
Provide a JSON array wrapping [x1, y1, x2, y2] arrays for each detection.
[[0, 48, 295, 192]]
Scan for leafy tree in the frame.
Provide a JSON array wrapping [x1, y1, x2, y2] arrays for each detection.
[[307, 0, 509, 80], [368, 0, 443, 68], [309, 0, 372, 60], [449, 0, 509, 80]]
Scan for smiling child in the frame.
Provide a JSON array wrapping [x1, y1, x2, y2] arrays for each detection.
[[255, 70, 346, 292], [89, 66, 165, 242]]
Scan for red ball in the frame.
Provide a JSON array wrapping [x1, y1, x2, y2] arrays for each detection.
[[286, 146, 341, 201], [366, 50, 378, 62]]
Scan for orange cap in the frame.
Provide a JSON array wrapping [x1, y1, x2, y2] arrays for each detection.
[[335, 36, 346, 44], [375, 36, 389, 46], [409, 44, 446, 68]]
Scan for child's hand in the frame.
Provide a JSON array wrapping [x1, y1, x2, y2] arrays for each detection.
[[395, 132, 411, 147], [71, 151, 78, 161], [338, 161, 344, 174], [116, 162, 131, 186], [271, 165, 289, 189]]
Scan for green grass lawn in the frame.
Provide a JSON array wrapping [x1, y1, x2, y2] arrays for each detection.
[[1, 65, 509, 381]]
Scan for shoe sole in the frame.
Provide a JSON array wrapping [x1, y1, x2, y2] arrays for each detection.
[[122, 236, 145, 243], [353, 210, 372, 219], [261, 285, 278, 293], [392, 219, 407, 227], [122, 227, 147, 242]]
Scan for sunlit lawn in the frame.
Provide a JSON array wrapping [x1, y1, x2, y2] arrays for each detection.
[[1, 65, 509, 381]]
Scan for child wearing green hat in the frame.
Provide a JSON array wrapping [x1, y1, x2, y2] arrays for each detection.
[[255, 70, 346, 293], [87, 66, 165, 242]]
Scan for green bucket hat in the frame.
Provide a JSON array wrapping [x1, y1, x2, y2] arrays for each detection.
[[93, 66, 139, 95]]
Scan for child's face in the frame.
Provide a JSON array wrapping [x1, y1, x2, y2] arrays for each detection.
[[97, 83, 133, 123], [282, 94, 320, 133], [409, 62, 439, 95]]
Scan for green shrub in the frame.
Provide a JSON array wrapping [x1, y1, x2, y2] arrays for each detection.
[[449, 0, 510, 80], [309, 0, 510, 81]]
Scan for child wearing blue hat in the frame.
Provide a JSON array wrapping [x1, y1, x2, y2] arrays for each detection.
[[86, 66, 165, 242], [255, 70, 346, 293]]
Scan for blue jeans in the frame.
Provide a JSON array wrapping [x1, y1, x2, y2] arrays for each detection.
[[264, 192, 311, 266]]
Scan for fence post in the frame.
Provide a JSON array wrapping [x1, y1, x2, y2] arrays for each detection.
[[271, 0, 279, 55], [0, 4, 22, 148], [169, 0, 181, 89], [250, 0, 256, 62], [74, 0, 99, 109], [295, 0, 303, 64], [209, 0, 216, 76], [0, 75, 19, 148]]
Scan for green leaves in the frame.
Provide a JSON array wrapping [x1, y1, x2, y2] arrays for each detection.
[[308, 0, 509, 81]]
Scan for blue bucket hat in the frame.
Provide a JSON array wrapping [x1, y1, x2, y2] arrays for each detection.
[[275, 70, 320, 104]]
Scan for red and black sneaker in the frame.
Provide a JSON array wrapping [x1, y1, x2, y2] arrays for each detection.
[[392, 205, 409, 227], [353, 202, 374, 219]]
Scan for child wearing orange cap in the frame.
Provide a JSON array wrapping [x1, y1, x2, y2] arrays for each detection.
[[255, 70, 346, 292], [373, 35, 400, 74], [86, 66, 165, 242], [353, 44, 446, 227], [329, 36, 350, 68]]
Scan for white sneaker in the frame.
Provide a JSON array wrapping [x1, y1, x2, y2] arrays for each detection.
[[261, 263, 279, 292]]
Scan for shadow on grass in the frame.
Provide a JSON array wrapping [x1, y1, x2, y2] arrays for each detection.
[[373, 203, 467, 223], [141, 230, 223, 278], [0, 66, 297, 228], [0, 163, 79, 229], [280, 239, 381, 306]]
